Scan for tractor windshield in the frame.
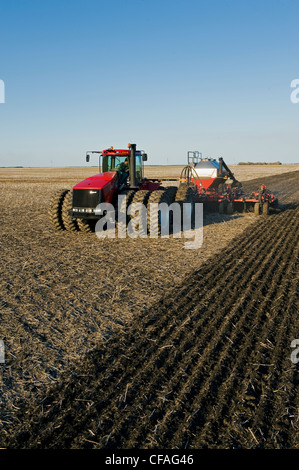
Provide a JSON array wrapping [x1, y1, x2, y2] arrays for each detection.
[[104, 155, 129, 172], [102, 154, 143, 184]]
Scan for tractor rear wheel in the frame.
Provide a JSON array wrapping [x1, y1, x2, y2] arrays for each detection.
[[128, 190, 151, 237], [175, 184, 195, 228], [61, 189, 79, 232], [117, 189, 137, 221], [175, 183, 194, 203], [165, 186, 178, 232], [116, 189, 137, 237], [147, 189, 170, 237], [164, 186, 178, 204], [48, 189, 69, 231]]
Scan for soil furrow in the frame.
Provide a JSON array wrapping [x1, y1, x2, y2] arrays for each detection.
[[1, 170, 298, 449], [5, 206, 298, 449], [68, 209, 295, 447]]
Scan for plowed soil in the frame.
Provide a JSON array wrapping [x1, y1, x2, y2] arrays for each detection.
[[0, 169, 298, 449]]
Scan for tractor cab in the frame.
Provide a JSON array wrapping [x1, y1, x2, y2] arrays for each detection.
[[102, 148, 144, 187], [86, 144, 148, 189]]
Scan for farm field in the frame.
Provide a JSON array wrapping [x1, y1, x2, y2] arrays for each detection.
[[1, 163, 298, 182], [0, 165, 298, 449]]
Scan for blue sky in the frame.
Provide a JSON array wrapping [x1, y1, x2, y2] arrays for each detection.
[[0, 0, 298, 166]]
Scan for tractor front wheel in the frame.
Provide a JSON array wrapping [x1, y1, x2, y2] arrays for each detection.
[[77, 219, 94, 232], [48, 189, 69, 231], [61, 190, 79, 232]]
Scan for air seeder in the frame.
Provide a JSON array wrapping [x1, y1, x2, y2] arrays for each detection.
[[180, 151, 278, 216]]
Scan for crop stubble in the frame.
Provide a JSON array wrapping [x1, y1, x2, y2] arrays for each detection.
[[0, 168, 298, 448]]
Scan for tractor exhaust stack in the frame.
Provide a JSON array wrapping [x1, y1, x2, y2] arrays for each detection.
[[129, 143, 137, 187]]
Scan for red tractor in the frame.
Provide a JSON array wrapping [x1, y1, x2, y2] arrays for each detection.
[[49, 144, 183, 235]]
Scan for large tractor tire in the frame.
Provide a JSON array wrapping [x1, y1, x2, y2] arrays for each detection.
[[164, 186, 178, 232], [147, 189, 170, 237], [175, 183, 195, 204], [128, 190, 151, 237], [77, 219, 95, 233], [116, 189, 137, 237], [117, 189, 137, 221], [175, 184, 195, 229], [61, 189, 79, 232], [164, 186, 178, 204], [48, 189, 69, 231]]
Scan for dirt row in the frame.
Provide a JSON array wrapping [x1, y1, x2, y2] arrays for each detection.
[[4, 201, 298, 449], [0, 170, 298, 449], [0, 172, 267, 436]]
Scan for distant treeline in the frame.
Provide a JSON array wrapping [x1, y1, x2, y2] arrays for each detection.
[[238, 162, 282, 165]]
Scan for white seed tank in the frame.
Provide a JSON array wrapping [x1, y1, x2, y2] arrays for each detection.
[[193, 158, 228, 179]]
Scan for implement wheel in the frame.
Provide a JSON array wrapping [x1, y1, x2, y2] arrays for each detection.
[[219, 201, 225, 214], [254, 202, 260, 216], [226, 201, 234, 215], [262, 201, 269, 216]]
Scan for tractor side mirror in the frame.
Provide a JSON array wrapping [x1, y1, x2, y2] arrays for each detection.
[[142, 153, 148, 161], [86, 154, 90, 162]]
